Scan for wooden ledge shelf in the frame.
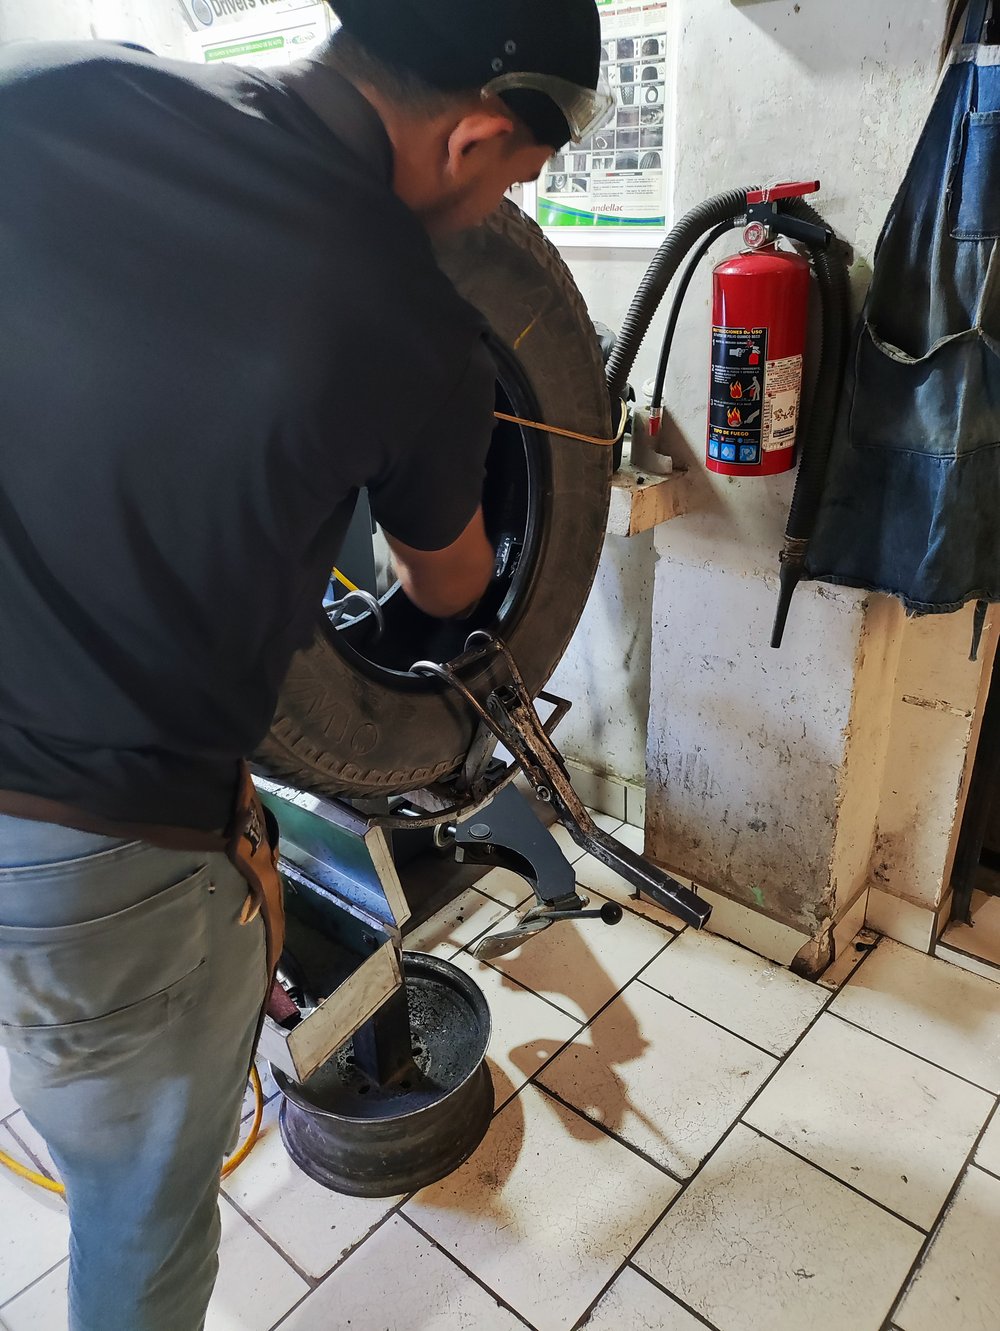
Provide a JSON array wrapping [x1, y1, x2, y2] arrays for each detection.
[[607, 464, 688, 538]]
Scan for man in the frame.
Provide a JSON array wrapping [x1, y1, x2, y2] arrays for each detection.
[[0, 1, 606, 1327]]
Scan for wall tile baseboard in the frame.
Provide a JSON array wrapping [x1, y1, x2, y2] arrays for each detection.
[[865, 886, 938, 953]]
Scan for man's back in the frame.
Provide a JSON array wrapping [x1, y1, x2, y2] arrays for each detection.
[[0, 41, 489, 828]]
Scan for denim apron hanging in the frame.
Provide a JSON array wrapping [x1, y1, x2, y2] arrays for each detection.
[[806, 0, 1000, 649]]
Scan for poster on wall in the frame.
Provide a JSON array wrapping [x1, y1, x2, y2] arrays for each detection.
[[181, 0, 331, 67], [528, 0, 669, 247]]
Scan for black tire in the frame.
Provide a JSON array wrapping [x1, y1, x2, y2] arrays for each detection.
[[257, 202, 612, 798]]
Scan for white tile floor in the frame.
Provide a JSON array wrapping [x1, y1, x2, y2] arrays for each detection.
[[4, 820, 1000, 1330]]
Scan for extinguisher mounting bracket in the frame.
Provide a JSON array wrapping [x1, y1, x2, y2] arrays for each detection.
[[745, 181, 832, 251], [746, 201, 833, 252]]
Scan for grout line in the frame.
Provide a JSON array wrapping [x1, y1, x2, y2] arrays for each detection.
[[633, 979, 783, 1061], [3, 1118, 56, 1185], [579, 947, 853, 1318], [0, 1255, 68, 1313], [456, 949, 594, 1027], [568, 1190, 691, 1331], [878, 1095, 1000, 1331], [266, 1195, 416, 1330], [566, 938, 909, 1328], [476, 902, 682, 1021], [624, 1263, 724, 1331], [219, 1192, 317, 1291], [826, 1009, 1000, 1097], [532, 1081, 687, 1182], [741, 1123, 928, 1235], [399, 1213, 538, 1330], [971, 1160, 1000, 1184], [481, 931, 686, 1120], [936, 938, 1000, 974]]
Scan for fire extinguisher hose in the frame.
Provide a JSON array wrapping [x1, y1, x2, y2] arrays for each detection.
[[769, 196, 851, 648], [649, 220, 741, 419], [606, 188, 751, 401]]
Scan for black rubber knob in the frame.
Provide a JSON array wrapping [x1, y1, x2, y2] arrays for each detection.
[[601, 902, 624, 925]]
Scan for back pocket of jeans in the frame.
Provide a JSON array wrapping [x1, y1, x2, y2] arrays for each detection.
[[950, 111, 1000, 240], [0, 864, 211, 1078]]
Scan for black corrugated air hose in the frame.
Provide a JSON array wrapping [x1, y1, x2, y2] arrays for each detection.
[[604, 188, 850, 648], [606, 188, 751, 401], [650, 221, 741, 418], [769, 196, 852, 648]]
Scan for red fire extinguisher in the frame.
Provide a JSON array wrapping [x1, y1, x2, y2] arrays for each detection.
[[706, 183, 814, 477]]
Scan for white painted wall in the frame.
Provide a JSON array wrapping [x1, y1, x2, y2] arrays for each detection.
[[544, 0, 953, 948], [643, 0, 948, 946], [0, 0, 187, 53], [553, 0, 943, 796]]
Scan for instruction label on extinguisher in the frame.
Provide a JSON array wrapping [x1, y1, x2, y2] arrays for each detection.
[[761, 354, 803, 452], [708, 327, 767, 466]]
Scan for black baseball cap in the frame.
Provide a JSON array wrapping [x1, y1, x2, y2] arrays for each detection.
[[330, 0, 607, 148]]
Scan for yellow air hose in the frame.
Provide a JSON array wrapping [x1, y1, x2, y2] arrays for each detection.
[[0, 1065, 265, 1196]]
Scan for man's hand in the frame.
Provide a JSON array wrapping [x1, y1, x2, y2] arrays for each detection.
[[384, 507, 494, 619]]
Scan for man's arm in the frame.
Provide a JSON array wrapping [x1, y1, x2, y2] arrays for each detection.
[[384, 505, 494, 619]]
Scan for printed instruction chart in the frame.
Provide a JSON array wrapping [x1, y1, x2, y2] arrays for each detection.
[[534, 0, 669, 237]]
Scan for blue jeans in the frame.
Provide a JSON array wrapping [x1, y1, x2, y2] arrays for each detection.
[[0, 815, 267, 1331]]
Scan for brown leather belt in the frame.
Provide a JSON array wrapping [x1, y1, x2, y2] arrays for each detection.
[[0, 763, 286, 1037]]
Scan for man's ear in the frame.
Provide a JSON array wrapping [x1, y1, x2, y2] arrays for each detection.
[[446, 110, 516, 168]]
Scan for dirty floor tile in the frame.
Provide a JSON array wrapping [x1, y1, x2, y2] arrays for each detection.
[[634, 1124, 923, 1331], [832, 939, 1000, 1091], [0, 1259, 68, 1331], [0, 1049, 18, 1121], [641, 927, 827, 1055], [0, 1199, 309, 1331], [746, 1013, 995, 1228], [546, 810, 623, 865], [208, 1197, 309, 1331], [405, 887, 514, 960], [222, 1101, 402, 1280], [574, 823, 688, 930], [279, 1215, 525, 1330], [480, 890, 672, 1023], [585, 1265, 709, 1330], [896, 1165, 1000, 1331], [405, 1083, 679, 1331], [0, 1125, 68, 1305], [539, 980, 775, 1176], [473, 866, 536, 910], [974, 1107, 1000, 1178], [445, 950, 582, 1108]]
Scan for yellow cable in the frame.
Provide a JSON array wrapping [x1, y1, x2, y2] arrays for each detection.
[[331, 567, 360, 594], [0, 1065, 265, 1197], [493, 398, 628, 447]]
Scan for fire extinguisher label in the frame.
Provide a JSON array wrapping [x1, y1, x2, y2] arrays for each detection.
[[708, 326, 768, 466], [761, 354, 803, 452]]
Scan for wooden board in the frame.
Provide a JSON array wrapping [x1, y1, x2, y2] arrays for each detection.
[[607, 464, 689, 537]]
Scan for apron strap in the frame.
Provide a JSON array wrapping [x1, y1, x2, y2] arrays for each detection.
[[965, 0, 991, 44]]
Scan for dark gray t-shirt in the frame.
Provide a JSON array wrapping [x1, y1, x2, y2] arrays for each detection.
[[0, 41, 494, 828]]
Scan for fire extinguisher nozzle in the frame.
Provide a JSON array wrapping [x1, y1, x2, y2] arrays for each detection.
[[771, 559, 804, 650]]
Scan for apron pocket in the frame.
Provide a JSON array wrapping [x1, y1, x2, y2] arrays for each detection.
[[950, 111, 1000, 240], [850, 318, 1000, 458]]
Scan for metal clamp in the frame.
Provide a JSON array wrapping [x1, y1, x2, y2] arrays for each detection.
[[413, 632, 713, 932]]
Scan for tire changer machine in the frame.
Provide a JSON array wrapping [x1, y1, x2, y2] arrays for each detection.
[[256, 629, 712, 1197]]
